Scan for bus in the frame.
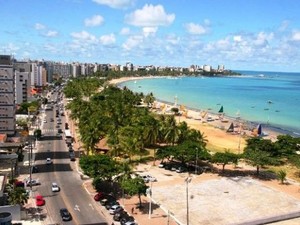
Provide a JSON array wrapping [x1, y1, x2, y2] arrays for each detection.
[[64, 129, 72, 144]]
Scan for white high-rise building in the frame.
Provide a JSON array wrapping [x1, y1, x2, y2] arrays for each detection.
[[0, 55, 15, 135], [15, 71, 30, 105]]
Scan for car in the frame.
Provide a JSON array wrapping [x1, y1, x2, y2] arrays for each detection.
[[32, 165, 38, 173], [105, 200, 120, 210], [26, 179, 41, 186], [176, 166, 188, 173], [57, 128, 63, 134], [120, 215, 135, 225], [51, 182, 60, 192], [36, 195, 45, 206], [56, 124, 60, 128], [15, 180, 25, 188], [23, 145, 31, 151], [113, 211, 129, 221], [100, 195, 116, 206], [69, 152, 76, 161], [43, 119, 47, 123], [125, 221, 138, 225], [158, 162, 165, 168], [46, 158, 52, 164], [94, 192, 105, 201], [60, 208, 72, 221], [50, 118, 54, 122], [143, 175, 157, 182], [109, 205, 123, 215]]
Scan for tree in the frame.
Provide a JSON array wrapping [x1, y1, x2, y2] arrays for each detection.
[[121, 177, 148, 208], [277, 169, 287, 184], [163, 115, 180, 146], [212, 151, 240, 172], [79, 155, 119, 181], [244, 137, 280, 175], [5, 184, 28, 205]]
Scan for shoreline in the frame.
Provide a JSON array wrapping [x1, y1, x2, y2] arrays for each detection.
[[110, 76, 286, 152]]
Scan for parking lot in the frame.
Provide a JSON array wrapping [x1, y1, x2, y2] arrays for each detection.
[[134, 162, 300, 225]]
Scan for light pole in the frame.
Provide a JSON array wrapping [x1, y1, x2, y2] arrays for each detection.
[[195, 148, 198, 174], [185, 177, 192, 225], [148, 181, 153, 219]]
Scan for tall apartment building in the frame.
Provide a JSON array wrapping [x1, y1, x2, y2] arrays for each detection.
[[0, 55, 15, 135], [15, 71, 30, 104]]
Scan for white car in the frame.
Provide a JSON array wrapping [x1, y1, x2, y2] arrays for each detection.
[[43, 119, 47, 123], [26, 179, 41, 186], [141, 175, 157, 182], [109, 205, 123, 215], [46, 158, 52, 165], [51, 182, 60, 192]]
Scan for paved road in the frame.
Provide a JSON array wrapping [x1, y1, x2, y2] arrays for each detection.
[[22, 90, 109, 225]]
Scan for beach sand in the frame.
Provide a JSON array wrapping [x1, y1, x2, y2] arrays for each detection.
[[110, 76, 281, 153]]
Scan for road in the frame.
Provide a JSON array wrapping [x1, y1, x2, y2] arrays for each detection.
[[28, 89, 108, 225]]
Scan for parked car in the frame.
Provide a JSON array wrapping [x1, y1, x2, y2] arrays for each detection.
[[60, 208, 72, 221], [120, 215, 135, 225], [57, 128, 63, 134], [113, 211, 129, 221], [46, 158, 52, 165], [125, 221, 138, 225], [176, 166, 188, 173], [140, 174, 157, 182], [15, 180, 25, 188], [26, 179, 41, 186], [105, 200, 120, 210], [109, 205, 123, 215], [94, 192, 105, 201], [51, 182, 60, 192], [36, 195, 45, 206], [100, 195, 116, 206], [158, 162, 165, 168]]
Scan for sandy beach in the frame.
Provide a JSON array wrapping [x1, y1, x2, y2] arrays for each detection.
[[110, 76, 282, 153]]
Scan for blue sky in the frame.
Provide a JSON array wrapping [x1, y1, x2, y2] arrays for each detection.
[[1, 0, 300, 72]]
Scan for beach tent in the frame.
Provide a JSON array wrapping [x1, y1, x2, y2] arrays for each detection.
[[227, 123, 234, 132]]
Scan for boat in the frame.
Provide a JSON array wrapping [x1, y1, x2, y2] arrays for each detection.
[[218, 106, 224, 113], [227, 123, 234, 132]]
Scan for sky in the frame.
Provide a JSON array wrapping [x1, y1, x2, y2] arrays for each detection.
[[1, 0, 300, 72]]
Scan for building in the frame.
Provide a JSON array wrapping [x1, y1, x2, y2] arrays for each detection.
[[15, 71, 30, 104], [0, 55, 16, 136]]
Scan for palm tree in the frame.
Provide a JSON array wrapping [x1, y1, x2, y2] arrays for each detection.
[[163, 116, 180, 146], [277, 169, 287, 184]]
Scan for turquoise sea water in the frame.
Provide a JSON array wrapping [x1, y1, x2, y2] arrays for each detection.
[[119, 71, 300, 137]]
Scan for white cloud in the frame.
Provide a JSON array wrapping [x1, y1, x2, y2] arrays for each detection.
[[142, 27, 158, 37], [44, 30, 58, 37], [122, 35, 143, 50], [92, 0, 135, 9], [291, 31, 300, 41], [100, 33, 116, 45], [84, 15, 104, 27], [35, 23, 45, 30], [253, 32, 273, 47], [120, 27, 131, 35], [70, 31, 97, 42], [185, 23, 208, 35], [125, 4, 175, 27], [233, 35, 242, 42]]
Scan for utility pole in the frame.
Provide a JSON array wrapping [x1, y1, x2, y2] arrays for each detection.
[[148, 181, 153, 219], [185, 177, 192, 225]]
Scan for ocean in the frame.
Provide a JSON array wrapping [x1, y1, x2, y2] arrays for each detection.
[[118, 71, 300, 137]]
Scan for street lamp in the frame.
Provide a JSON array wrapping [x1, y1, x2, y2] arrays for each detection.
[[148, 181, 153, 219], [185, 177, 192, 225], [195, 148, 198, 174]]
